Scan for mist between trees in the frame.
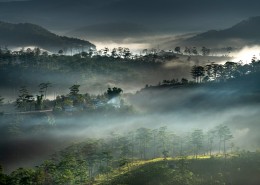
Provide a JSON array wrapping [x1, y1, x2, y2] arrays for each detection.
[[0, 46, 259, 184], [0, 124, 239, 185]]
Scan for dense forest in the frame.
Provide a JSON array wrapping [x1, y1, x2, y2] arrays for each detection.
[[0, 45, 231, 95], [0, 46, 260, 185], [0, 46, 259, 114]]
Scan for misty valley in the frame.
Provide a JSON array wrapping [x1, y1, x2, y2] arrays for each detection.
[[1, 1, 260, 183], [0, 46, 260, 185]]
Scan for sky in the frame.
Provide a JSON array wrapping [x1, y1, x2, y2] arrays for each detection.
[[0, 0, 260, 49], [0, 0, 260, 32]]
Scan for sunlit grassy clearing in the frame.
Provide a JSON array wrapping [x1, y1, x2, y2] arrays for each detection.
[[93, 154, 233, 184]]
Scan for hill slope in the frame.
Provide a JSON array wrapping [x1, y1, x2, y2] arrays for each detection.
[[178, 16, 260, 47], [0, 21, 95, 52], [96, 154, 260, 185]]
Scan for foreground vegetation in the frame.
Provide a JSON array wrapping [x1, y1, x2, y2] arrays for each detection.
[[0, 124, 250, 185], [96, 152, 260, 185], [1, 151, 260, 185]]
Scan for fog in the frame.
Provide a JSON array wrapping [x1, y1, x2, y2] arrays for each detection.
[[1, 69, 260, 173], [0, 43, 260, 176], [233, 45, 260, 63]]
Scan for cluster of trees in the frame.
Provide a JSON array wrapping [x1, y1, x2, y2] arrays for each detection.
[[147, 78, 189, 88], [0, 46, 172, 64], [14, 83, 51, 112], [151, 58, 260, 88], [174, 46, 234, 56], [10, 84, 124, 113], [0, 125, 234, 185], [54, 85, 124, 112], [173, 46, 211, 56], [0, 46, 169, 91], [191, 58, 260, 83]]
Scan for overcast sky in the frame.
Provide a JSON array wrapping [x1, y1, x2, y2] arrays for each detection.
[[0, 0, 259, 30], [0, 0, 260, 47]]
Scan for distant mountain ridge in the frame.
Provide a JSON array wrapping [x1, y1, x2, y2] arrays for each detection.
[[67, 22, 154, 42], [178, 16, 260, 47], [0, 21, 95, 52]]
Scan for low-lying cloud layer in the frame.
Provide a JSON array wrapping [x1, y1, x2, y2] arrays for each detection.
[[1, 71, 260, 173]]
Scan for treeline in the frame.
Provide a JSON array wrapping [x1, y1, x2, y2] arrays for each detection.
[[190, 58, 260, 83], [0, 46, 172, 90], [150, 57, 260, 88], [0, 83, 129, 113], [0, 125, 235, 185], [0, 46, 174, 65], [172, 46, 234, 56]]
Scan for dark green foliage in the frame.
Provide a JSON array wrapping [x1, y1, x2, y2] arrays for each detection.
[[35, 94, 44, 110], [191, 65, 205, 83], [0, 47, 166, 94], [16, 86, 35, 111], [39, 82, 51, 99], [174, 46, 181, 53], [0, 165, 9, 185], [100, 152, 260, 185], [155, 59, 260, 87], [0, 124, 259, 185], [106, 87, 123, 100], [181, 78, 188, 84], [2, 152, 260, 185], [101, 160, 199, 185], [69, 85, 80, 96], [9, 168, 35, 185]]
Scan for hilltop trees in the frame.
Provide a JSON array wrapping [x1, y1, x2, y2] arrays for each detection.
[[39, 82, 52, 100], [10, 83, 128, 113], [106, 87, 123, 100], [184, 47, 191, 55], [188, 58, 260, 83], [69, 85, 80, 96], [36, 82, 51, 110], [192, 47, 198, 55], [1, 45, 259, 94], [16, 86, 34, 111], [8, 83, 130, 113], [174, 46, 181, 54], [191, 65, 205, 83], [201, 46, 210, 56], [35, 95, 44, 111], [15, 83, 53, 112]]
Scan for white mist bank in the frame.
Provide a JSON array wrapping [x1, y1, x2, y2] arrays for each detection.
[[233, 45, 260, 64]]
